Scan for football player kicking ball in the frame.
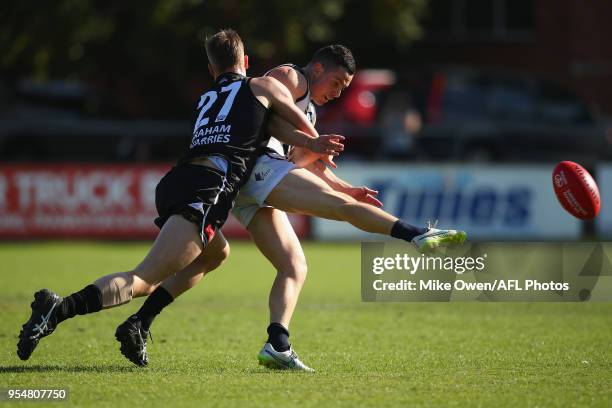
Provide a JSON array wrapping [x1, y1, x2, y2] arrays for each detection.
[[15, 29, 345, 362], [116, 45, 467, 370]]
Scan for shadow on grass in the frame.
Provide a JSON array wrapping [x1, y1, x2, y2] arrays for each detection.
[[243, 367, 315, 375], [0, 364, 141, 373], [2, 364, 327, 375]]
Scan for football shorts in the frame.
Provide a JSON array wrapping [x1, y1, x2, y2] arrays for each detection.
[[232, 151, 295, 227], [154, 163, 233, 245]]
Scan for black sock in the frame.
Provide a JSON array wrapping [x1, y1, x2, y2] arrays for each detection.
[[390, 220, 428, 242], [135, 286, 174, 332], [267, 323, 290, 352], [56, 284, 103, 324]]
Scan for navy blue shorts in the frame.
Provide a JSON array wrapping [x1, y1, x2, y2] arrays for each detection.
[[154, 164, 233, 245]]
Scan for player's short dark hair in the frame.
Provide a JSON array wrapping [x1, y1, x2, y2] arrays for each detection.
[[310, 45, 356, 75], [205, 29, 244, 71]]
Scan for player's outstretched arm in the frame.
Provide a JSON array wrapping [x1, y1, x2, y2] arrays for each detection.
[[291, 148, 383, 208], [291, 146, 336, 168], [267, 113, 344, 156]]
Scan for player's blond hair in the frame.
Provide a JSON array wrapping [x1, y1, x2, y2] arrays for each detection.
[[205, 29, 245, 71]]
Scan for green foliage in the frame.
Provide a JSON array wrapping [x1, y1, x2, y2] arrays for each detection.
[[1, 0, 428, 79]]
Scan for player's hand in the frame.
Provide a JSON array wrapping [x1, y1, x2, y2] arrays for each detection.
[[307, 134, 344, 156], [320, 155, 337, 168], [346, 187, 383, 208]]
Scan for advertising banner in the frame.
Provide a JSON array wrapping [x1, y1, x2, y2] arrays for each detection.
[[312, 164, 581, 240], [0, 164, 308, 239]]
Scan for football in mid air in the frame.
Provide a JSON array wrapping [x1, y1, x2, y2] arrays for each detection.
[[552, 161, 601, 220]]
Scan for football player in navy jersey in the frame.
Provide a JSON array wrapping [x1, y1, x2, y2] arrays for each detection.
[[15, 29, 345, 365], [127, 46, 467, 371]]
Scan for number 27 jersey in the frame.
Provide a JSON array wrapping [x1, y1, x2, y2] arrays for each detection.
[[181, 72, 270, 194]]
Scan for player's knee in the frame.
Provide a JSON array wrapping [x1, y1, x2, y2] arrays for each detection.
[[278, 256, 308, 283], [219, 243, 230, 263], [203, 243, 230, 275], [213, 242, 230, 267], [130, 272, 159, 297], [292, 258, 308, 284]]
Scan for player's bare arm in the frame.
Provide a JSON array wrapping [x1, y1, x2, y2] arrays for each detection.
[[290, 147, 383, 207], [250, 76, 317, 139], [266, 113, 344, 156], [266, 65, 307, 101]]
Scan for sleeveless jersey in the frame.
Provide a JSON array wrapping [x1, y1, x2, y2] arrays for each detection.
[[264, 64, 316, 156], [180, 72, 269, 194]]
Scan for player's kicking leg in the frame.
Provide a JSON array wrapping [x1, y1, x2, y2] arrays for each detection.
[[266, 168, 467, 252], [17, 215, 203, 362]]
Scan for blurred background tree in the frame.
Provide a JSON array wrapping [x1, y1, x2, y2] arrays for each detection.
[[0, 0, 427, 117]]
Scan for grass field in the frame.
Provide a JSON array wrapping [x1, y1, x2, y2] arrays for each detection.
[[1, 241, 611, 407]]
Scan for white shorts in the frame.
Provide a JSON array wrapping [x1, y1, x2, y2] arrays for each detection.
[[232, 152, 295, 227]]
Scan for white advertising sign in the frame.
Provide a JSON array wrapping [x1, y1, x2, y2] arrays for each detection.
[[312, 164, 581, 240]]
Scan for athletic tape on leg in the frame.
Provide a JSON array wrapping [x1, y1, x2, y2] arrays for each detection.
[[94, 273, 134, 309]]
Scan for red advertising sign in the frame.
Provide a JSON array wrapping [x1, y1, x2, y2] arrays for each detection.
[[0, 164, 309, 239]]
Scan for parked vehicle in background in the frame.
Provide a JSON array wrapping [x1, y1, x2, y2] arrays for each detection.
[[2, 70, 608, 165], [318, 67, 609, 165], [316, 69, 395, 158]]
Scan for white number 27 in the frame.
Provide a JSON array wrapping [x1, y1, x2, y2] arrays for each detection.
[[193, 81, 241, 132]]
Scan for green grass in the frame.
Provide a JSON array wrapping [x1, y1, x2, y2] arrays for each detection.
[[1, 241, 611, 407]]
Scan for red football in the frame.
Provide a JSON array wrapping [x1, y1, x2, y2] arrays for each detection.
[[552, 161, 601, 220]]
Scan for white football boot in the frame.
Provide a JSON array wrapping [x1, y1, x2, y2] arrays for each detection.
[[412, 221, 467, 253], [257, 343, 315, 372]]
